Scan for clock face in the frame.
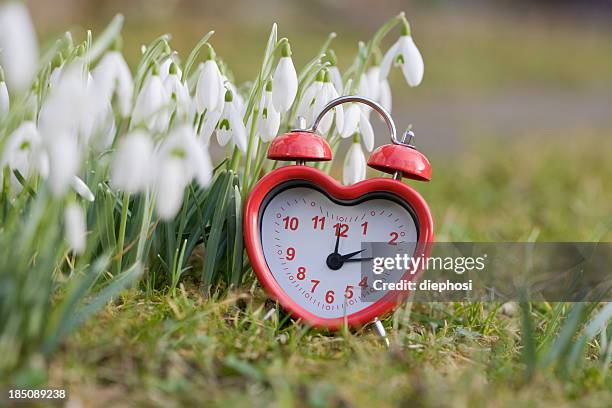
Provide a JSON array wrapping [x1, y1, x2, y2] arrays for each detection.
[[259, 181, 419, 319]]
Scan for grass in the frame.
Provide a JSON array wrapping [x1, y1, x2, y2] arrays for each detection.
[[38, 135, 612, 407]]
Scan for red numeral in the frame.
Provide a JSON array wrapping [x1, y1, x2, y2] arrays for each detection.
[[388, 232, 399, 245], [325, 290, 335, 304], [297, 266, 306, 280], [310, 279, 320, 293], [283, 216, 299, 230], [358, 276, 368, 288], [286, 247, 295, 260], [333, 223, 349, 237], [361, 221, 368, 235], [345, 285, 354, 299], [311, 216, 326, 230]]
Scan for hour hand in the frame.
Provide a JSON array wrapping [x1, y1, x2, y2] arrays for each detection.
[[339, 249, 365, 261]]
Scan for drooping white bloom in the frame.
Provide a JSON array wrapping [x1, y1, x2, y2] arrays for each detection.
[[47, 133, 80, 197], [110, 130, 155, 193], [195, 45, 224, 113], [0, 2, 38, 93], [132, 69, 169, 133], [365, 66, 381, 101], [71, 176, 95, 202], [216, 89, 247, 152], [39, 61, 93, 138], [154, 157, 185, 220], [329, 67, 343, 97], [340, 105, 374, 152], [258, 81, 281, 142], [272, 42, 298, 113], [159, 55, 181, 82], [64, 203, 86, 254], [297, 69, 343, 134], [380, 24, 424, 87], [92, 50, 134, 117], [0, 121, 48, 190], [379, 78, 392, 112], [343, 142, 367, 185], [157, 124, 213, 188], [0, 75, 8, 120], [153, 125, 213, 220], [163, 62, 192, 121]]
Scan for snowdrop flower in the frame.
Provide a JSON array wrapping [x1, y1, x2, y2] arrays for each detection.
[[272, 42, 298, 113], [154, 156, 185, 220], [71, 176, 95, 202], [343, 142, 367, 185], [0, 2, 38, 93], [340, 105, 374, 152], [297, 69, 343, 134], [154, 125, 213, 220], [0, 67, 8, 119], [47, 133, 80, 197], [216, 89, 247, 152], [324, 50, 343, 95], [132, 66, 169, 133], [0, 121, 48, 190], [380, 22, 424, 87], [195, 45, 224, 113], [93, 50, 134, 117], [64, 203, 86, 254], [163, 62, 192, 121], [379, 77, 392, 113], [110, 130, 155, 193], [159, 55, 181, 82], [258, 81, 280, 142]]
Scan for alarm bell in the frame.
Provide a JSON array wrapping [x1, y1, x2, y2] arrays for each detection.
[[267, 95, 432, 181]]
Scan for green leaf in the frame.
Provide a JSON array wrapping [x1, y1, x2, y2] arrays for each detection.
[[84, 14, 125, 63], [201, 171, 233, 288], [181, 31, 215, 82]]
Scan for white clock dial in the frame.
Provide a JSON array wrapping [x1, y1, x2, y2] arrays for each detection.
[[260, 183, 418, 319]]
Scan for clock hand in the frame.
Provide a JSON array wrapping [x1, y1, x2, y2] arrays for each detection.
[[343, 257, 374, 263], [339, 249, 365, 261], [333, 228, 341, 254]]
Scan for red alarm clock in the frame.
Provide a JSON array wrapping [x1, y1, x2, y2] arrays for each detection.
[[244, 96, 434, 331]]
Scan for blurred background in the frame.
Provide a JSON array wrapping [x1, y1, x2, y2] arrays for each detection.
[[25, 0, 612, 156]]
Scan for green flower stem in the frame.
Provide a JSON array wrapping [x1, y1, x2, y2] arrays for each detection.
[[348, 12, 407, 93], [241, 107, 260, 195], [115, 193, 130, 274], [248, 139, 265, 191]]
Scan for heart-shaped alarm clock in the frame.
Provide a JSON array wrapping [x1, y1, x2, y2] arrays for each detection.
[[244, 96, 434, 330]]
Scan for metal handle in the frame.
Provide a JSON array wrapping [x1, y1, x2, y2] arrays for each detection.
[[311, 95, 405, 145]]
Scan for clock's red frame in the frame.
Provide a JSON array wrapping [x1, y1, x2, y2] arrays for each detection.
[[244, 165, 434, 330]]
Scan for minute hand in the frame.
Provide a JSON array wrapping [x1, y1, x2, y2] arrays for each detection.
[[339, 249, 365, 261]]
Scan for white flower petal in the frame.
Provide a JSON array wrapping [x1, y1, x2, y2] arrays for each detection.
[[366, 67, 381, 100], [0, 81, 9, 119], [110, 130, 154, 193], [379, 40, 400, 80], [71, 176, 95, 202], [272, 57, 298, 112], [229, 105, 248, 152], [132, 74, 168, 132], [195, 60, 221, 112], [64, 203, 87, 254], [359, 112, 375, 152], [0, 2, 38, 93], [341, 105, 360, 138], [399, 36, 424, 87], [48, 133, 80, 197], [343, 143, 366, 185], [199, 109, 222, 145], [154, 157, 186, 220], [329, 67, 343, 97], [379, 79, 392, 113]]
